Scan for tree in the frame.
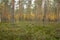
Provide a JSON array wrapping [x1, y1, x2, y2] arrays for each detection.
[[55, 0, 60, 22], [11, 0, 15, 23], [0, 0, 8, 22], [26, 0, 32, 20], [34, 0, 42, 21], [19, 0, 24, 21]]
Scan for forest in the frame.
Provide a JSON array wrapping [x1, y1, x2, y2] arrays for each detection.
[[0, 0, 60, 40], [0, 0, 60, 23]]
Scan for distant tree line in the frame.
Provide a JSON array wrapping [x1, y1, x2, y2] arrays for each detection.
[[0, 0, 60, 23]]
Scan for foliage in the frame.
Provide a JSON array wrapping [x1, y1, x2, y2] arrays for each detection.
[[0, 21, 60, 40]]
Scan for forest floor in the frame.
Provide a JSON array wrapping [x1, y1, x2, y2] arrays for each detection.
[[0, 21, 60, 40]]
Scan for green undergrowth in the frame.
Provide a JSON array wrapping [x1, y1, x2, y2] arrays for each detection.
[[0, 22, 60, 40]]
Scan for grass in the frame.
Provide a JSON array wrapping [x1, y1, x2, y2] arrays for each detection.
[[0, 21, 60, 40]]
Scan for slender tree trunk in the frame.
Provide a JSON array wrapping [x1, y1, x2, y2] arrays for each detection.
[[42, 0, 47, 26], [19, 0, 24, 21], [11, 0, 14, 23], [27, 0, 31, 21]]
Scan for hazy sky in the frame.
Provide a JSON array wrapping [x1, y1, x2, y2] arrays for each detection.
[[15, 0, 35, 9]]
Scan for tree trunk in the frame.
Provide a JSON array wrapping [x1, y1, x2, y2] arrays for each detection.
[[11, 0, 14, 23]]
